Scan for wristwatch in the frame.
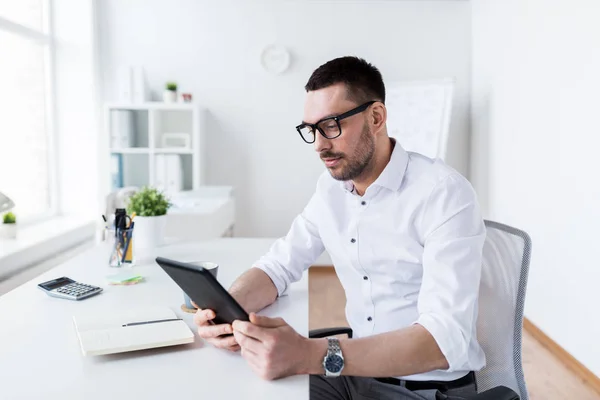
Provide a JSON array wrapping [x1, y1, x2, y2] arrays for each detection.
[[322, 337, 345, 377]]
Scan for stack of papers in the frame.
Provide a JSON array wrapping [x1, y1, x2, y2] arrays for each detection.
[[107, 271, 144, 285]]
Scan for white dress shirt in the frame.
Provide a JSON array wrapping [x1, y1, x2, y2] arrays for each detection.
[[254, 141, 486, 381]]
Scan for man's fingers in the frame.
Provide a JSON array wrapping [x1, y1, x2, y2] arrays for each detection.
[[233, 330, 262, 353], [193, 309, 215, 326], [227, 344, 241, 352], [249, 312, 286, 328], [232, 319, 269, 342], [240, 345, 259, 361], [197, 323, 233, 339], [210, 334, 238, 349]]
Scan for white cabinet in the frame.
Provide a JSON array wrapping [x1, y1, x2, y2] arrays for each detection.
[[105, 102, 206, 193]]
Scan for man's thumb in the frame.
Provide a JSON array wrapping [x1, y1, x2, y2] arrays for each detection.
[[249, 312, 286, 328]]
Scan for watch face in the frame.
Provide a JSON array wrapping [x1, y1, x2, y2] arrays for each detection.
[[325, 354, 344, 373]]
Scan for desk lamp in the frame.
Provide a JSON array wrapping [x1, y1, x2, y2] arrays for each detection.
[[0, 191, 15, 213]]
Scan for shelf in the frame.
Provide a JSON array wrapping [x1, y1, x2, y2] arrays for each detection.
[[110, 148, 193, 155], [110, 148, 151, 154], [105, 100, 204, 192], [154, 149, 193, 154], [105, 102, 199, 111]]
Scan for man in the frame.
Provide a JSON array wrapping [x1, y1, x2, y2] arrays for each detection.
[[193, 56, 486, 399]]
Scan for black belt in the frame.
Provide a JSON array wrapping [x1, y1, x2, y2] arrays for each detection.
[[374, 371, 476, 392]]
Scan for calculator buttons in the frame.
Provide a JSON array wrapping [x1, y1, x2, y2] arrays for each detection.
[[40, 279, 102, 301]]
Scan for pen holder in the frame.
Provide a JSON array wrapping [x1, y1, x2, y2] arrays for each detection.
[[107, 227, 135, 267]]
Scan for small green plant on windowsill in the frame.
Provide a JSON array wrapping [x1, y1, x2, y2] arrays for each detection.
[[1, 212, 17, 239], [3, 212, 16, 224], [165, 82, 178, 92]]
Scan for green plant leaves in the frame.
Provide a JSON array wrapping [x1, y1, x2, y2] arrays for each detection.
[[2, 212, 16, 224], [126, 187, 171, 217]]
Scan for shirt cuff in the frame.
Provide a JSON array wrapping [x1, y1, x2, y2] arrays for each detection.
[[252, 263, 289, 297], [414, 313, 467, 372]]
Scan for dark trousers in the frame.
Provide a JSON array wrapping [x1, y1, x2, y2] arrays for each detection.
[[310, 374, 477, 400]]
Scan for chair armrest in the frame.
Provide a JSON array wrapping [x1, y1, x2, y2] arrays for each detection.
[[309, 327, 353, 339], [469, 386, 520, 400]]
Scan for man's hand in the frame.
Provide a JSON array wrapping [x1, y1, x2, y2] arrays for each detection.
[[232, 313, 311, 380], [193, 307, 240, 352]]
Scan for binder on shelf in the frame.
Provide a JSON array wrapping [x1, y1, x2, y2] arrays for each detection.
[[155, 154, 166, 191], [111, 154, 123, 190], [110, 110, 135, 148], [165, 155, 183, 193]]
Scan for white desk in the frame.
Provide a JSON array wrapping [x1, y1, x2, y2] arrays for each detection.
[[0, 238, 310, 399]]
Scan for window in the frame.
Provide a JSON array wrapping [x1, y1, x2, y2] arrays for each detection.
[[0, 0, 55, 223]]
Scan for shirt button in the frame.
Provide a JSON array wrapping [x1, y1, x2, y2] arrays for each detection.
[[361, 201, 366, 206], [367, 317, 372, 322], [363, 276, 368, 280], [350, 238, 356, 243]]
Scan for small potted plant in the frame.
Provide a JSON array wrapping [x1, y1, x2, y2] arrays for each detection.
[[2, 212, 17, 239], [163, 82, 178, 103], [127, 187, 171, 249]]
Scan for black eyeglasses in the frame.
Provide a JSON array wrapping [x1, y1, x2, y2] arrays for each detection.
[[295, 101, 376, 144]]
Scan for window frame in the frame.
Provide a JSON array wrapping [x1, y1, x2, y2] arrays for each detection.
[[0, 0, 59, 226]]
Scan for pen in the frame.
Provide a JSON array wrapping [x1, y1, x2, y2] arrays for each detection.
[[121, 221, 134, 263], [109, 238, 121, 266], [122, 318, 182, 327]]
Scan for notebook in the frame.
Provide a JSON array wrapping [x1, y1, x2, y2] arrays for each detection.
[[73, 307, 194, 356]]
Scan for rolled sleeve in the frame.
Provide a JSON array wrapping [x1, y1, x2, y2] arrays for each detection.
[[253, 192, 325, 297], [414, 173, 486, 372]]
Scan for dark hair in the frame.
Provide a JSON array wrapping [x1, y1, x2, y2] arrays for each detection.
[[304, 56, 385, 104]]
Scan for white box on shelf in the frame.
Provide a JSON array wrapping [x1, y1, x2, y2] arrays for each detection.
[[161, 132, 191, 149]]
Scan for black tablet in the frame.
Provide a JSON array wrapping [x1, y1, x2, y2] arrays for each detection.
[[155, 257, 249, 325]]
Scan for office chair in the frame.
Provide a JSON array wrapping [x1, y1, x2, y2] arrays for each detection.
[[310, 220, 532, 400]]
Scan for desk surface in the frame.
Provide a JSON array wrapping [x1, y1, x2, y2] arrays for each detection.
[[0, 238, 310, 399]]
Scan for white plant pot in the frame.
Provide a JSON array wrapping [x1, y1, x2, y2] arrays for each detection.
[[133, 215, 167, 250], [1, 224, 17, 239], [163, 90, 177, 103]]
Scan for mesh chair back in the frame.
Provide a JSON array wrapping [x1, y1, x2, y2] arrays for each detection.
[[475, 220, 531, 399]]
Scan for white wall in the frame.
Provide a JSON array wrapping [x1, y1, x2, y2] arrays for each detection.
[[97, 0, 472, 237], [471, 0, 600, 377], [54, 0, 100, 220]]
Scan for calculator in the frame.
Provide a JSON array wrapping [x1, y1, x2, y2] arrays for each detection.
[[38, 277, 103, 301]]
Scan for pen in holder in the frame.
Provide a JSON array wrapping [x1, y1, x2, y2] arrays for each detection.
[[107, 225, 135, 267]]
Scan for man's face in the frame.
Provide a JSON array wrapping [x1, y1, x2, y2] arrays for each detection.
[[303, 83, 375, 181]]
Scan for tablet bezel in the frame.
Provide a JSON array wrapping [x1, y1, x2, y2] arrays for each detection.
[[155, 257, 249, 325]]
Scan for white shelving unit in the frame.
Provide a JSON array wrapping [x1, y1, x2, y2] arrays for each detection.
[[105, 102, 206, 192]]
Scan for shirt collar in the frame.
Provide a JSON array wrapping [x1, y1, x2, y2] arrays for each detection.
[[342, 138, 409, 193]]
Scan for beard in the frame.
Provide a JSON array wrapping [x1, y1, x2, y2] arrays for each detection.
[[321, 122, 375, 181]]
